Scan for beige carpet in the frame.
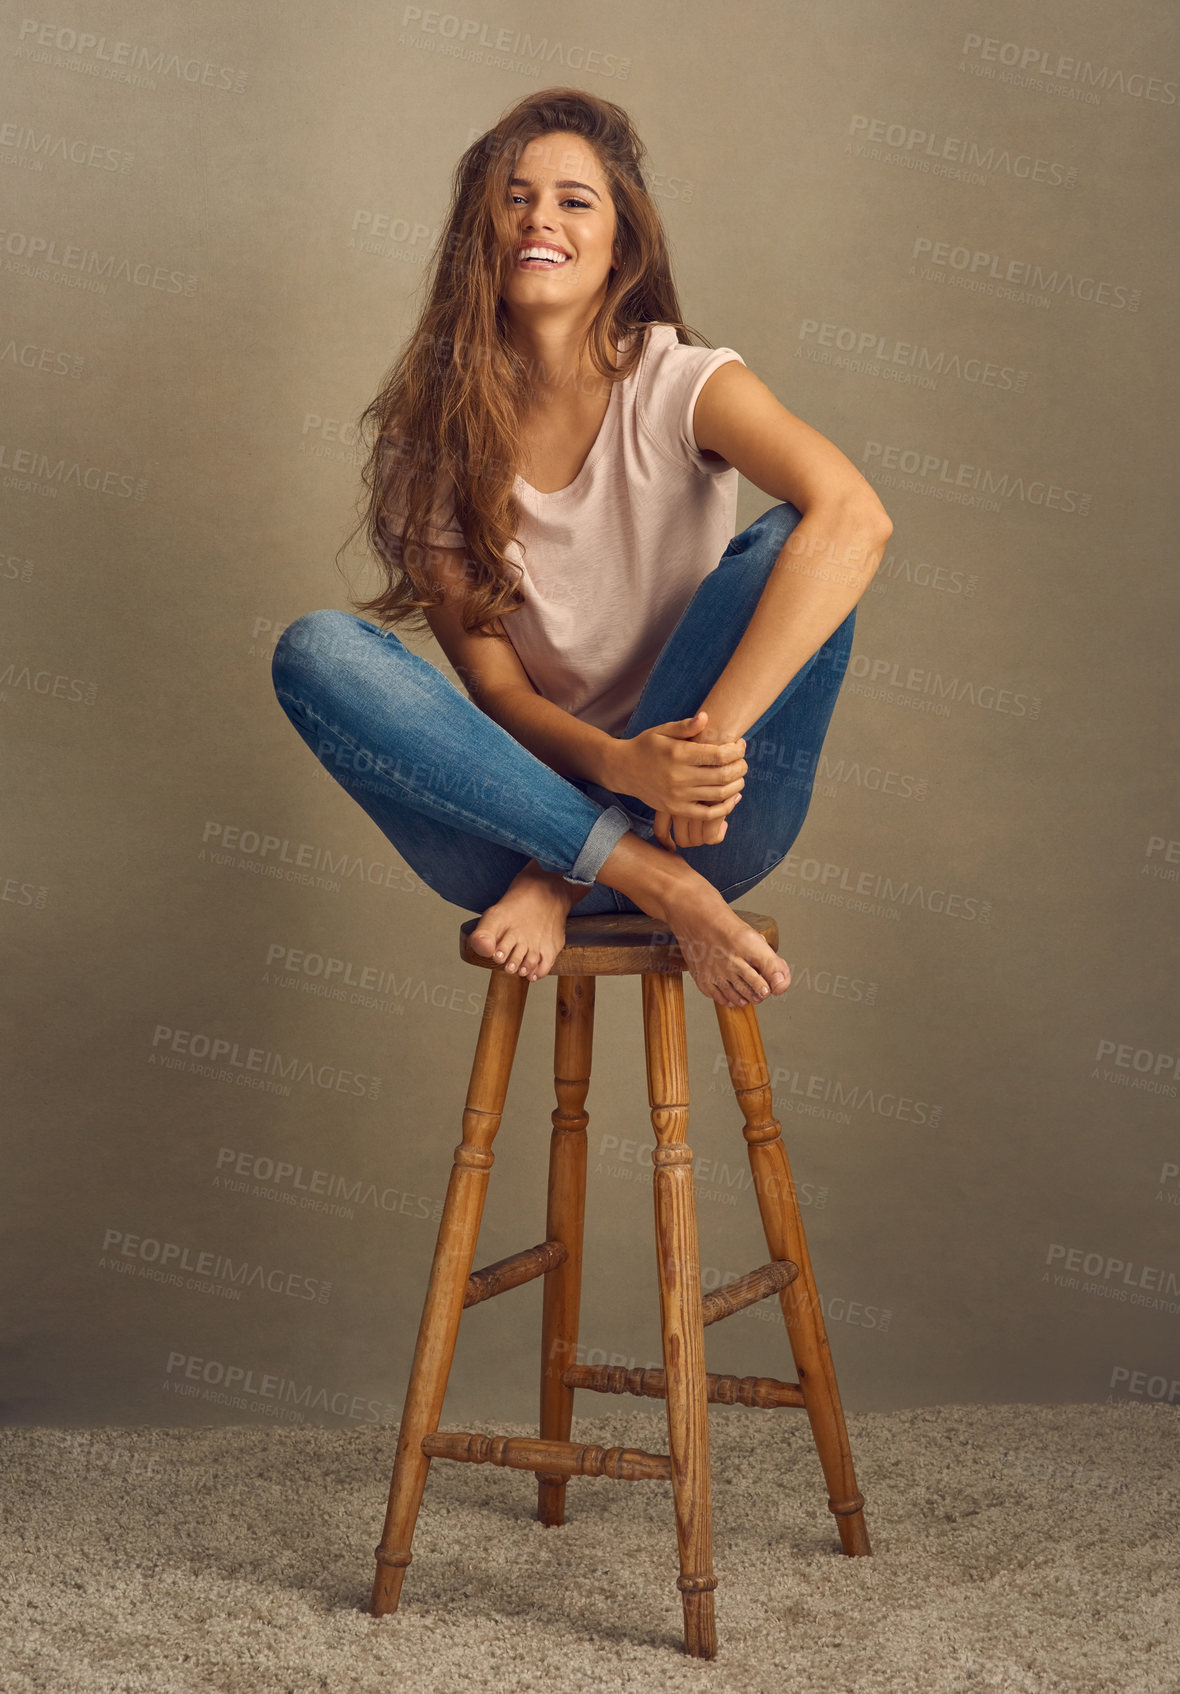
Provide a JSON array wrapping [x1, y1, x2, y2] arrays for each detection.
[[1, 1401, 1176, 1693]]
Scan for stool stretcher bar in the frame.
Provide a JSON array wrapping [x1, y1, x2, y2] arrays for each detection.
[[699, 1258, 798, 1326], [421, 1430, 671, 1481], [462, 1239, 568, 1308], [561, 1363, 805, 1410]]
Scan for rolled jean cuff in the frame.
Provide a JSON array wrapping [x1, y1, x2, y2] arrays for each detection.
[[564, 803, 632, 887]]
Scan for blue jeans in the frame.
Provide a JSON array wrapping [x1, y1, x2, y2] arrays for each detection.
[[270, 501, 856, 918]]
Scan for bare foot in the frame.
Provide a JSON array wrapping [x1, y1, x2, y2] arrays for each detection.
[[593, 831, 791, 1010], [660, 880, 792, 1009], [468, 859, 581, 982]]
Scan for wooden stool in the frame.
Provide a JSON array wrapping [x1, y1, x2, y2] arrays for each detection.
[[371, 911, 871, 1658]]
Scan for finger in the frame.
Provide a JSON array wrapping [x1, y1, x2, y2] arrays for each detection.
[[687, 739, 744, 761], [686, 748, 749, 780], [682, 788, 744, 815], [675, 761, 746, 797], [689, 812, 729, 847], [685, 775, 745, 802], [684, 764, 747, 795], [687, 821, 725, 849], [669, 711, 708, 737]]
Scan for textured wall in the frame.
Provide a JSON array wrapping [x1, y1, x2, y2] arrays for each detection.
[[3, 0, 1177, 1437]]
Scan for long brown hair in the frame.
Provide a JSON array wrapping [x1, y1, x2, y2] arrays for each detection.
[[340, 86, 710, 638]]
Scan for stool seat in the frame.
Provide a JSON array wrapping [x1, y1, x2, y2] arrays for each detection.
[[371, 908, 871, 1660], [460, 909, 779, 976]]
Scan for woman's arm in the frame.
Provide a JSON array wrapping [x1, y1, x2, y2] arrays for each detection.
[[689, 362, 894, 743], [422, 548, 621, 788]]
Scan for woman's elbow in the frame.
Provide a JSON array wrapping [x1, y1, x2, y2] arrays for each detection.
[[855, 487, 893, 539]]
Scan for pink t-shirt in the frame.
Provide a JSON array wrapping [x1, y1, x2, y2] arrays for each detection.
[[410, 321, 745, 737]]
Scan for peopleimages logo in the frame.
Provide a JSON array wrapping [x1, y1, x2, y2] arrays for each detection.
[[1044, 1243, 1180, 1314], [264, 942, 483, 1017], [1091, 1038, 1179, 1099], [0, 660, 97, 704], [777, 963, 878, 1006], [910, 235, 1140, 312], [0, 228, 197, 295], [863, 440, 1091, 516], [15, 20, 249, 93], [872, 551, 978, 600], [845, 652, 1041, 720], [200, 819, 424, 897], [214, 1147, 443, 1224], [0, 441, 146, 499], [100, 1229, 331, 1303], [797, 317, 1028, 395], [707, 1053, 943, 1128], [848, 113, 1077, 189], [820, 758, 929, 800], [1142, 835, 1179, 884], [2, 876, 49, 909], [1109, 1366, 1180, 1405], [0, 119, 134, 173], [958, 33, 1178, 107], [148, 1024, 381, 1101], [399, 9, 631, 79], [771, 852, 992, 923], [1, 338, 83, 379], [163, 1351, 398, 1424]]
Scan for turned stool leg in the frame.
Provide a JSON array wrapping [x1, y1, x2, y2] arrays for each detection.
[[372, 966, 530, 1614], [642, 970, 718, 1659], [537, 974, 594, 1527], [714, 1002, 871, 1557]]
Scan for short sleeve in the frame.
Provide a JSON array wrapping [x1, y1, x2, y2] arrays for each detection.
[[636, 324, 746, 475]]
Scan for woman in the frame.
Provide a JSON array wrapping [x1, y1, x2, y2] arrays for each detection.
[[271, 87, 892, 1010]]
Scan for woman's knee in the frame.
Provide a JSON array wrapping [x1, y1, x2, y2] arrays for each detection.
[[727, 500, 804, 567], [271, 609, 372, 696]]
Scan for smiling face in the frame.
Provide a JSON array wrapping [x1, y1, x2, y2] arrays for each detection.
[[498, 129, 619, 322]]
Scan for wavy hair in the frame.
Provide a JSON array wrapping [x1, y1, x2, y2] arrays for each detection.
[[339, 86, 711, 637]]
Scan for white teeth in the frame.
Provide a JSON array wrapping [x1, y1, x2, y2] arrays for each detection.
[[518, 247, 568, 264]]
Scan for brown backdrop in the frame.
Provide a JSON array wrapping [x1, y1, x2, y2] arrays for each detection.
[[4, 0, 1178, 1432]]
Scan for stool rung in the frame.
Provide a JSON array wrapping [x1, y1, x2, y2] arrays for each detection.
[[421, 1430, 671, 1481], [463, 1239, 568, 1308], [561, 1364, 805, 1410], [700, 1258, 799, 1326]]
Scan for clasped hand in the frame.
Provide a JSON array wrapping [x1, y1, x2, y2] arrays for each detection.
[[614, 710, 748, 852]]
